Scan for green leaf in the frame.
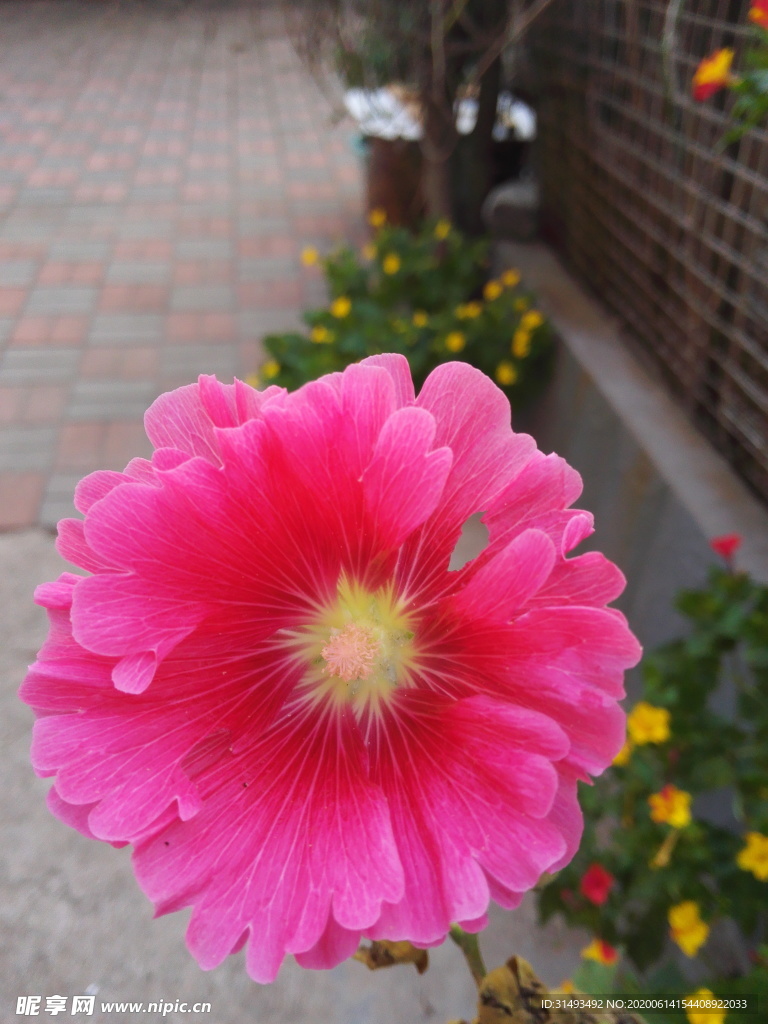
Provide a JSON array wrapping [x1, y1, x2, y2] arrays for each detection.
[[572, 958, 620, 996]]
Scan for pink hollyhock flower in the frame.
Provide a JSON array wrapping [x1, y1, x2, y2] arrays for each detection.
[[710, 532, 742, 560], [580, 863, 615, 905], [21, 356, 640, 982]]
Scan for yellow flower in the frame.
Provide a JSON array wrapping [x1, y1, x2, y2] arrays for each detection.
[[514, 296, 529, 312], [330, 296, 351, 319], [736, 832, 768, 881], [749, 2, 768, 28], [521, 310, 545, 331], [612, 741, 632, 767], [245, 373, 261, 389], [301, 246, 319, 266], [412, 310, 428, 328], [558, 979, 575, 994], [495, 361, 518, 387], [512, 328, 531, 359], [685, 989, 726, 1024], [261, 359, 281, 380], [434, 218, 451, 239], [692, 49, 735, 101], [502, 268, 521, 288], [368, 207, 387, 228], [311, 325, 334, 344], [456, 302, 482, 320], [382, 253, 401, 275], [445, 331, 466, 353], [627, 702, 670, 745], [580, 939, 618, 965], [648, 785, 692, 829], [484, 280, 503, 302], [668, 902, 709, 958], [362, 243, 377, 261]]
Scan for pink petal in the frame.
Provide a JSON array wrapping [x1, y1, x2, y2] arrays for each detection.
[[395, 362, 536, 596], [134, 709, 403, 982], [484, 451, 584, 551], [56, 519, 114, 574], [293, 915, 361, 971], [368, 694, 570, 943], [451, 529, 556, 622], [360, 353, 416, 406], [144, 374, 285, 465], [529, 551, 626, 608], [363, 407, 452, 548]]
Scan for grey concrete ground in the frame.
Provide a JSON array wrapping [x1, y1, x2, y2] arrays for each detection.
[[3, 527, 587, 1024]]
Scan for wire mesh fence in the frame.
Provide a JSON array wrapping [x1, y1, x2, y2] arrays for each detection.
[[528, 0, 768, 502]]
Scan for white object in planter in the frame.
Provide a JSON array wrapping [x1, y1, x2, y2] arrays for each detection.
[[343, 86, 537, 142]]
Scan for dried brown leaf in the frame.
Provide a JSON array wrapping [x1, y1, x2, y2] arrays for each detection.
[[353, 939, 429, 975]]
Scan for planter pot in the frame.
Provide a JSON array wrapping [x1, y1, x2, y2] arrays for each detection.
[[363, 135, 425, 228]]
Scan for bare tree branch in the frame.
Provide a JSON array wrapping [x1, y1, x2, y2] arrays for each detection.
[[469, 0, 558, 88]]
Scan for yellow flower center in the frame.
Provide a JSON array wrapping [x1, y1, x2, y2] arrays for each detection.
[[288, 578, 418, 716]]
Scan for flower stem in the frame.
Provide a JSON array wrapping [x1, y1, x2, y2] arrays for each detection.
[[448, 924, 486, 988]]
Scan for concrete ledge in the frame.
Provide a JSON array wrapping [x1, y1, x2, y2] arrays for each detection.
[[498, 241, 768, 649]]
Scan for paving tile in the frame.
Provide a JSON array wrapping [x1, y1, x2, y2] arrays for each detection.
[[0, 471, 45, 529], [175, 238, 233, 261], [0, 261, 40, 287], [0, 0, 364, 531], [39, 471, 89, 529], [238, 309, 303, 338], [172, 260, 233, 285], [170, 283, 234, 311], [67, 380, 158, 420], [0, 288, 27, 316], [0, 386, 26, 424], [98, 283, 169, 313], [24, 286, 98, 316], [0, 348, 80, 385], [237, 279, 302, 308], [47, 240, 111, 262], [238, 256, 297, 280], [80, 346, 159, 380], [160, 344, 239, 383], [37, 262, 104, 286], [103, 419, 153, 465], [0, 425, 56, 470], [55, 422, 107, 469], [21, 385, 69, 424], [88, 313, 164, 346], [105, 262, 171, 284]]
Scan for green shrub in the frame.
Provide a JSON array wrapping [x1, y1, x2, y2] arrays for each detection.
[[536, 541, 768, 1023], [259, 215, 553, 401]]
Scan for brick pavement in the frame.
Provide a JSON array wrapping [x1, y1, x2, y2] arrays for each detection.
[[0, 0, 363, 529]]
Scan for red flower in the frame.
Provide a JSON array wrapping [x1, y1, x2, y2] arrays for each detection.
[[581, 938, 619, 964], [710, 533, 742, 560], [580, 863, 615, 905], [749, 2, 768, 29]]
